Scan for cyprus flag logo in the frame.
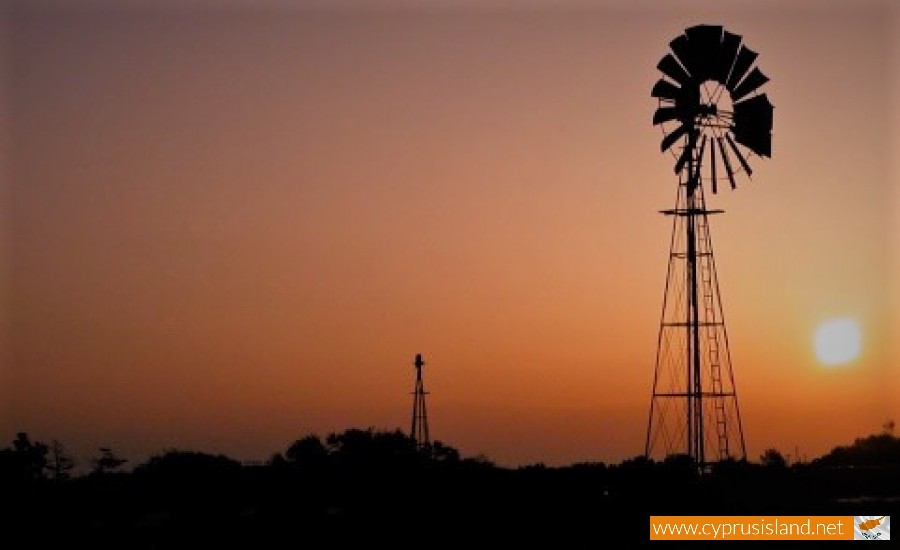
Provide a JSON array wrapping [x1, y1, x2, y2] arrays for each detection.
[[854, 516, 890, 540]]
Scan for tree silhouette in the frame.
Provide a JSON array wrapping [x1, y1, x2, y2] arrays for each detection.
[[813, 433, 900, 467], [93, 447, 127, 474], [322, 428, 428, 473], [135, 450, 241, 476], [47, 439, 75, 481], [283, 434, 328, 468], [0, 432, 48, 484], [660, 453, 696, 472], [12, 432, 48, 480], [760, 448, 787, 468], [431, 440, 460, 462]]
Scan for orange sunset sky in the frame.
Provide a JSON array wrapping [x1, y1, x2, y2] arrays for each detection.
[[1, 0, 898, 467]]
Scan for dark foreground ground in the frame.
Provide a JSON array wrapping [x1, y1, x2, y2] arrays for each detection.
[[5, 430, 898, 548]]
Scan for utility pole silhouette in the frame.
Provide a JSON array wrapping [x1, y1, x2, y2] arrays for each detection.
[[410, 353, 430, 450]]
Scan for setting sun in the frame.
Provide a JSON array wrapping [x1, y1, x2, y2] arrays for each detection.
[[814, 318, 862, 367]]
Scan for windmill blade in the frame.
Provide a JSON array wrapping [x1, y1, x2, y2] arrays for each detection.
[[725, 133, 753, 176], [653, 106, 679, 125], [710, 134, 718, 193], [669, 34, 699, 79], [684, 25, 723, 81], [717, 137, 737, 189], [661, 122, 690, 153], [715, 30, 742, 83], [651, 79, 681, 101], [734, 125, 772, 157], [726, 46, 758, 91], [733, 93, 773, 156], [685, 24, 723, 49], [733, 93, 774, 130], [658, 53, 692, 86], [731, 67, 769, 102], [693, 134, 707, 182]]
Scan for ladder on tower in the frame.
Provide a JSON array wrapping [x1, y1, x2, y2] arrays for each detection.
[[697, 213, 729, 461]]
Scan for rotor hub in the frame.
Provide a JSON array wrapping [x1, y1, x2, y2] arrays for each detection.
[[697, 103, 717, 117]]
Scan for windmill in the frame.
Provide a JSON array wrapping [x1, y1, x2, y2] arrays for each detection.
[[410, 353, 430, 450], [644, 25, 773, 466]]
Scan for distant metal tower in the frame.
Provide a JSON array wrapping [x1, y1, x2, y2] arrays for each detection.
[[645, 25, 773, 465], [410, 353, 430, 449]]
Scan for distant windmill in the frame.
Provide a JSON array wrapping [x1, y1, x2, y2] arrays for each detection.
[[410, 353, 430, 449], [645, 25, 773, 466]]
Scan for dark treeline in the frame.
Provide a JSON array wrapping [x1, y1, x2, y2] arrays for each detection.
[[3, 428, 898, 548]]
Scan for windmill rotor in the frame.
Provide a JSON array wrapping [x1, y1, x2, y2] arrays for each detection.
[[652, 24, 773, 192]]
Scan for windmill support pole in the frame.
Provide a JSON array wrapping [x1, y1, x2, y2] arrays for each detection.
[[687, 182, 703, 465], [685, 174, 694, 461]]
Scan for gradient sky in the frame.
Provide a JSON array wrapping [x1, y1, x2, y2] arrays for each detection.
[[2, 0, 898, 468]]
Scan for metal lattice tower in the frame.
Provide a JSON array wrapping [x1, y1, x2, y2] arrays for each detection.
[[645, 25, 773, 466], [644, 168, 747, 464], [410, 353, 430, 449]]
